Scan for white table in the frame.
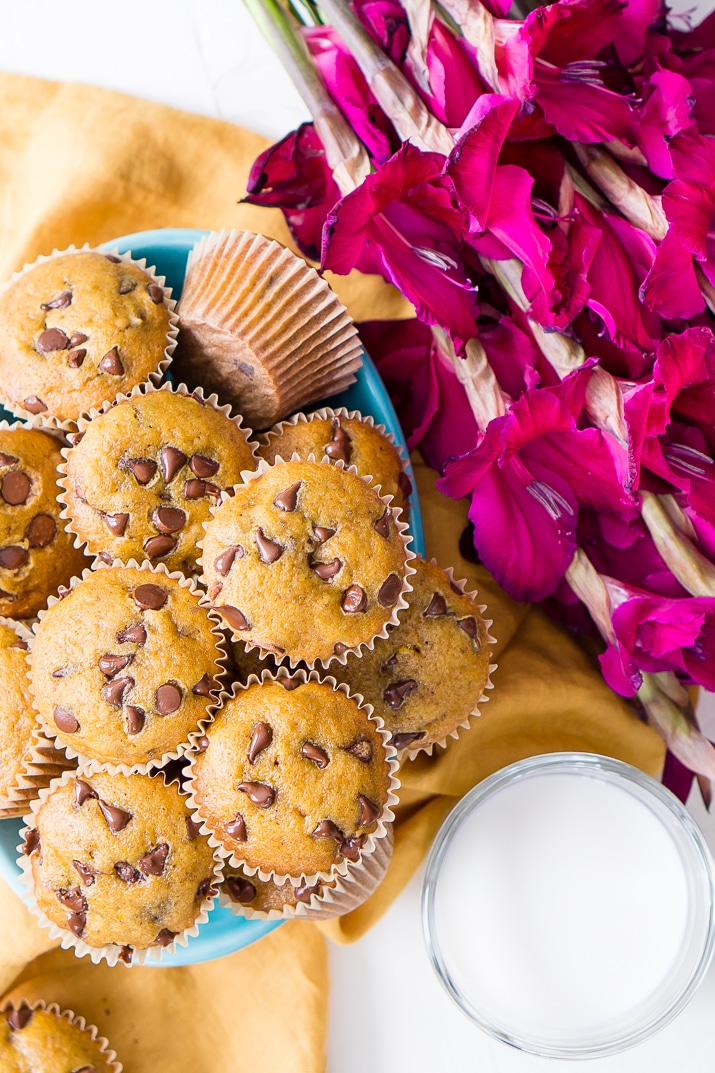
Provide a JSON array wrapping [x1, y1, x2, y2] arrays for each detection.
[[3, 3, 715, 1069]]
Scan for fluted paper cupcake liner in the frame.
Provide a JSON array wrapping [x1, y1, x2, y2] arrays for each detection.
[[184, 667, 400, 886], [0, 999, 122, 1071], [176, 230, 362, 428], [56, 380, 258, 573], [16, 767, 225, 968], [197, 453, 416, 670], [26, 559, 230, 776], [0, 243, 178, 430]]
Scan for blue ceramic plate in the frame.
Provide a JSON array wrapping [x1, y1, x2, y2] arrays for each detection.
[[0, 228, 425, 965]]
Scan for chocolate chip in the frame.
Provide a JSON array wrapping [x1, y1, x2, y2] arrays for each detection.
[[139, 842, 169, 875], [334, 642, 349, 655], [424, 592, 448, 616], [280, 676, 301, 690], [295, 880, 321, 904], [147, 284, 165, 304], [390, 730, 425, 749], [458, 616, 478, 641], [117, 622, 147, 644], [67, 348, 86, 368], [98, 653, 133, 677], [1, 471, 31, 505], [255, 528, 283, 564], [312, 819, 343, 841], [57, 585, 71, 599], [184, 478, 220, 499], [0, 453, 18, 467], [273, 481, 302, 511], [154, 928, 176, 947], [21, 828, 40, 856], [126, 705, 145, 734], [99, 347, 124, 375], [117, 945, 134, 964], [325, 419, 351, 463], [378, 573, 402, 607], [101, 676, 133, 707], [0, 546, 28, 569], [314, 526, 336, 543], [311, 557, 342, 580], [23, 396, 47, 414], [398, 471, 413, 498], [383, 679, 418, 710], [159, 446, 187, 483], [156, 682, 182, 715], [186, 815, 203, 840], [134, 583, 167, 610], [343, 739, 373, 763], [54, 705, 79, 732], [6, 1007, 33, 1031], [126, 457, 157, 484], [340, 835, 365, 862], [41, 290, 72, 311], [302, 742, 329, 768], [74, 778, 97, 806], [357, 794, 380, 826], [189, 454, 219, 478], [225, 876, 256, 904], [195, 735, 210, 752], [36, 327, 69, 353], [197, 878, 217, 900], [104, 512, 129, 536], [28, 514, 56, 547], [105, 254, 121, 262], [342, 584, 367, 613], [215, 545, 243, 576], [237, 781, 275, 807], [219, 605, 250, 631], [67, 909, 87, 937], [226, 813, 247, 841], [56, 887, 86, 912], [144, 534, 175, 558], [207, 582, 223, 603], [248, 722, 273, 764], [98, 551, 113, 564], [118, 277, 136, 294], [115, 861, 142, 884], [151, 507, 186, 537], [374, 511, 390, 538], [69, 332, 88, 347], [11, 639, 28, 650], [72, 860, 97, 886], [98, 798, 132, 831], [192, 673, 213, 696], [381, 654, 398, 671]]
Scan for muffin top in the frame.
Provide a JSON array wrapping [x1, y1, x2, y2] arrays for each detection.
[[221, 861, 334, 914], [0, 251, 172, 423], [189, 678, 393, 878], [30, 566, 223, 770], [201, 459, 411, 665], [23, 771, 218, 957], [61, 388, 257, 573], [0, 426, 88, 619], [338, 558, 492, 752], [0, 1005, 117, 1073], [0, 622, 36, 802], [259, 412, 410, 515]]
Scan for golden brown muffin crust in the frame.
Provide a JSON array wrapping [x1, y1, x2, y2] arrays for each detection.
[[0, 1005, 117, 1073], [0, 623, 36, 800]]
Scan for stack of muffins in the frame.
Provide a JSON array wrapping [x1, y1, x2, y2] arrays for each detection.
[[0, 231, 496, 966]]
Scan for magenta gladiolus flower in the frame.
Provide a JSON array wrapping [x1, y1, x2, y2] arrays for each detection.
[[635, 68, 694, 179]]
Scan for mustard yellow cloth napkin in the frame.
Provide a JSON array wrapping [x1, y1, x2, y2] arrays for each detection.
[[0, 71, 664, 1071]]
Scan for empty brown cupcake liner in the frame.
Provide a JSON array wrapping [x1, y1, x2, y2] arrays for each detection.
[[177, 229, 363, 428], [0, 617, 74, 819], [196, 453, 416, 671], [16, 766, 225, 968], [0, 999, 122, 1071], [184, 666, 400, 887], [56, 380, 258, 571], [0, 243, 178, 431], [26, 558, 230, 777]]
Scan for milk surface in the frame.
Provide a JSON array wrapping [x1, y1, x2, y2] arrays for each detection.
[[432, 771, 690, 1040]]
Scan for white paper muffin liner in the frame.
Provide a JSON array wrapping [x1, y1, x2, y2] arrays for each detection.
[[16, 767, 225, 968], [0, 999, 122, 1070], [184, 666, 400, 887], [0, 243, 178, 430], [196, 453, 416, 670], [56, 380, 258, 572], [26, 558, 230, 777]]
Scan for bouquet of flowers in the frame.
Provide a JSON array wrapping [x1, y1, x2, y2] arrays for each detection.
[[243, 0, 715, 799]]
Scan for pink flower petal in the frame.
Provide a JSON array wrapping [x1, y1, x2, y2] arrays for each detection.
[[446, 97, 520, 231], [641, 231, 705, 319], [635, 69, 695, 179]]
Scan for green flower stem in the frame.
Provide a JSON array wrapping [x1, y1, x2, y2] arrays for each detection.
[[640, 491, 715, 597]]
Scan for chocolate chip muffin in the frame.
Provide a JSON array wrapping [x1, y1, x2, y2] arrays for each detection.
[[200, 459, 414, 666], [0, 250, 174, 424], [221, 862, 336, 915], [0, 425, 89, 618], [60, 386, 257, 573], [30, 565, 224, 772], [259, 409, 411, 516], [0, 1004, 120, 1072], [188, 677, 396, 879], [338, 558, 494, 754], [21, 770, 219, 963]]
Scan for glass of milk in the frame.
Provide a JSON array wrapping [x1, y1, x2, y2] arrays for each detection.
[[422, 753, 715, 1059]]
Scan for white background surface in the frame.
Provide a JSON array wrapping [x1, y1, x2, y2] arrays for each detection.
[[3, 2, 715, 1069]]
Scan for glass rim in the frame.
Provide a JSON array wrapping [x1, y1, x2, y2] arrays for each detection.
[[422, 752, 715, 1060]]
